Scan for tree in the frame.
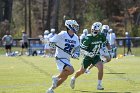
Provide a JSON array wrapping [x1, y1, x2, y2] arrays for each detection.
[[50, 0, 60, 33], [4, 0, 13, 23]]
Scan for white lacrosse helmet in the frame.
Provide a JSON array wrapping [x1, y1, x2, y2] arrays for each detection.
[[108, 29, 113, 33], [44, 30, 49, 35], [91, 22, 102, 36], [65, 20, 79, 33], [101, 25, 109, 36], [51, 28, 55, 33], [102, 25, 109, 31], [83, 29, 88, 34]]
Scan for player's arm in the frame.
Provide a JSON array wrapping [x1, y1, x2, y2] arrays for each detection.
[[49, 34, 58, 48], [10, 35, 13, 44], [71, 38, 80, 59], [80, 36, 95, 58], [2, 35, 6, 44]]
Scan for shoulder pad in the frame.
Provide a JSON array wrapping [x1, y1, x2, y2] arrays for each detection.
[[87, 34, 92, 37], [58, 31, 67, 35]]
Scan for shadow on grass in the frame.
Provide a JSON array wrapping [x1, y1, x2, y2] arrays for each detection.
[[74, 90, 131, 93], [105, 73, 126, 74]]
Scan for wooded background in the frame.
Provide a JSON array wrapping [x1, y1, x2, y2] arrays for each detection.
[[0, 0, 140, 38]]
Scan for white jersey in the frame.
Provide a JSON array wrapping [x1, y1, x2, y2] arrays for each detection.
[[43, 34, 49, 44], [47, 33, 57, 39], [50, 31, 80, 60], [106, 33, 116, 45], [100, 34, 110, 60], [43, 34, 50, 49], [22, 33, 28, 43], [2, 35, 13, 45], [80, 34, 86, 40]]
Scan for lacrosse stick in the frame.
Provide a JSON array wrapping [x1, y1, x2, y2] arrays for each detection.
[[55, 44, 80, 60]]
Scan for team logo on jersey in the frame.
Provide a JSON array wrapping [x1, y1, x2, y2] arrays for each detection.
[[91, 41, 102, 44], [65, 39, 76, 44]]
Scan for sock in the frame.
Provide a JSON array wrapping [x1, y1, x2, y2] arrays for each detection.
[[98, 80, 102, 85], [71, 76, 75, 80]]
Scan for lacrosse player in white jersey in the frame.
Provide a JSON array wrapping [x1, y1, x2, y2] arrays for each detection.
[[47, 28, 57, 57], [43, 30, 50, 57], [80, 29, 88, 43], [100, 25, 111, 62], [46, 20, 80, 93]]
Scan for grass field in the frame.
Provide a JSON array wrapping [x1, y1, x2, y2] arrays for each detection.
[[0, 55, 140, 93]]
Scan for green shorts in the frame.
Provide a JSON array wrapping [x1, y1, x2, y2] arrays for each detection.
[[82, 55, 101, 69]]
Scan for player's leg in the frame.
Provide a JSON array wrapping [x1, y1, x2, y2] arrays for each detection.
[[47, 59, 74, 93], [55, 66, 74, 87], [9, 45, 12, 56], [43, 44, 50, 57], [129, 47, 133, 55], [21, 43, 25, 55], [48, 67, 74, 93], [95, 61, 104, 90], [70, 59, 91, 89], [25, 42, 29, 55], [85, 64, 94, 73], [5, 45, 8, 56], [70, 66, 85, 89]]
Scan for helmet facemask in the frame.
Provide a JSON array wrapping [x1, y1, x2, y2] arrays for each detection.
[[65, 20, 79, 33], [91, 22, 102, 36], [91, 29, 100, 36]]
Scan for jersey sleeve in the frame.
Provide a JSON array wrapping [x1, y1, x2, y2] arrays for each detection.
[[80, 34, 84, 40], [80, 36, 90, 50], [49, 34, 59, 43], [2, 35, 6, 41], [49, 31, 63, 43]]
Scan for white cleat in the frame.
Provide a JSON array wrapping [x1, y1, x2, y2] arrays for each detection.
[[85, 68, 90, 74], [46, 88, 54, 93], [70, 77, 75, 89], [52, 76, 59, 88], [97, 84, 104, 90]]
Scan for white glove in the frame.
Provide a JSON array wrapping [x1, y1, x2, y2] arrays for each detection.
[[71, 53, 79, 59]]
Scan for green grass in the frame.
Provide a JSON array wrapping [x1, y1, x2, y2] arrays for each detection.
[[0, 55, 140, 93]]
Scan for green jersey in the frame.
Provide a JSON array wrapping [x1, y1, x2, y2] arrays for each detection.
[[80, 33, 108, 68], [81, 33, 108, 56]]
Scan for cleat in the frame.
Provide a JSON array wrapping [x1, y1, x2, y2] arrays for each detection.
[[97, 84, 104, 90], [70, 77, 75, 89], [46, 88, 54, 93], [85, 68, 90, 74], [52, 76, 59, 88]]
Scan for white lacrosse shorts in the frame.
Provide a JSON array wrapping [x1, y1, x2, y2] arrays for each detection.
[[55, 58, 72, 72]]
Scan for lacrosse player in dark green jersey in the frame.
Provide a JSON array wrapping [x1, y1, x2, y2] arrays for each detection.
[[70, 22, 111, 90]]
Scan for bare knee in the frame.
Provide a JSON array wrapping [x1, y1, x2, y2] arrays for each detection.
[[77, 68, 85, 74], [65, 66, 74, 75]]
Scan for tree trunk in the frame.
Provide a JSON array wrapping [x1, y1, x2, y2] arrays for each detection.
[[24, 0, 27, 33], [28, 0, 32, 37], [45, 0, 52, 31], [0, 0, 4, 22], [4, 0, 13, 23], [69, 0, 74, 19], [50, 0, 60, 33]]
